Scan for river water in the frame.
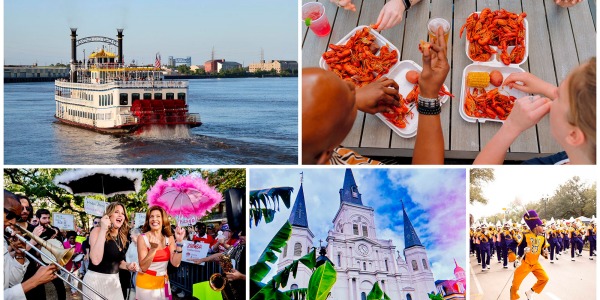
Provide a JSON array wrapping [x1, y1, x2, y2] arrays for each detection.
[[4, 78, 298, 165]]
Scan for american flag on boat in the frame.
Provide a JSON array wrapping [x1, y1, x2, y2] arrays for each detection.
[[155, 53, 161, 69]]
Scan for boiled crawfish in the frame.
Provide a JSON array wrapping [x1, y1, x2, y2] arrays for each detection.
[[464, 87, 516, 120], [382, 94, 413, 129], [323, 27, 398, 87], [461, 8, 526, 65]]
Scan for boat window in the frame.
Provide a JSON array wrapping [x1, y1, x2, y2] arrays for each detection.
[[132, 93, 140, 101], [166, 93, 175, 100], [143, 93, 152, 100], [177, 93, 186, 100], [154, 93, 162, 100], [120, 93, 128, 105]]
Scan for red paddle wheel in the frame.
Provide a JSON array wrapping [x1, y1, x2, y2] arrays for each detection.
[[131, 99, 198, 127]]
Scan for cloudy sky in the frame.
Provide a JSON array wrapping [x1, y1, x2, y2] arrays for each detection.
[[470, 167, 597, 220], [250, 168, 467, 282], [4, 0, 297, 66]]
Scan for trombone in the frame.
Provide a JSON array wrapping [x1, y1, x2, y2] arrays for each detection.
[[5, 224, 108, 300]]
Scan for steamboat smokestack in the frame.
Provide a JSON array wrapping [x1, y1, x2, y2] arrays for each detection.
[[117, 29, 124, 65], [70, 28, 77, 82]]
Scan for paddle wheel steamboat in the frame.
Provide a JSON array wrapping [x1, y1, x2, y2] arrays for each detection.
[[55, 28, 201, 134]]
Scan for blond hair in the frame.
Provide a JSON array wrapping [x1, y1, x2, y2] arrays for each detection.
[[568, 57, 596, 163]]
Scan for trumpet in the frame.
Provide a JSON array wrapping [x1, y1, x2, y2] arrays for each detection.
[[5, 224, 108, 300]]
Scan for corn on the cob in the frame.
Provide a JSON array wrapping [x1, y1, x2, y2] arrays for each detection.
[[467, 72, 490, 88]]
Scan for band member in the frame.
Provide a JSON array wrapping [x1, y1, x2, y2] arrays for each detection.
[[83, 202, 137, 300], [16, 195, 33, 231], [501, 223, 515, 269], [4, 190, 57, 299], [510, 210, 549, 300], [63, 231, 83, 295], [548, 223, 560, 263], [479, 226, 491, 271], [192, 230, 246, 300], [588, 221, 596, 260], [136, 206, 185, 299], [570, 223, 584, 260]]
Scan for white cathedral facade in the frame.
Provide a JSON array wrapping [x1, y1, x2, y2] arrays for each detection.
[[277, 169, 436, 300]]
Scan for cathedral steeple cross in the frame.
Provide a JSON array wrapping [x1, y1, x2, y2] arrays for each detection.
[[300, 172, 304, 184], [319, 239, 323, 247]]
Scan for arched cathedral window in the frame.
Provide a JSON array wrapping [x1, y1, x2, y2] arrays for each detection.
[[361, 292, 366, 300], [362, 225, 368, 237], [385, 259, 389, 271], [363, 262, 366, 270], [406, 293, 413, 300], [294, 242, 302, 256], [283, 244, 287, 258], [422, 259, 428, 269], [353, 224, 359, 235], [337, 253, 341, 266], [411, 260, 418, 271]]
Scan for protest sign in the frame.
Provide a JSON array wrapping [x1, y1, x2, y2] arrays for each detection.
[[53, 213, 75, 230], [182, 240, 210, 264], [84, 198, 108, 217], [134, 213, 146, 228]]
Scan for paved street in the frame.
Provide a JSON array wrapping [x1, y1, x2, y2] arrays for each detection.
[[469, 251, 596, 300]]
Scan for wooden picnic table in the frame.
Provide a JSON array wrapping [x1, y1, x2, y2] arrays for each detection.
[[302, 0, 596, 162]]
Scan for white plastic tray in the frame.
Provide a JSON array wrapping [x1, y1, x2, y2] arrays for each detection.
[[375, 60, 451, 138], [459, 63, 528, 123], [464, 11, 529, 65], [319, 25, 400, 73]]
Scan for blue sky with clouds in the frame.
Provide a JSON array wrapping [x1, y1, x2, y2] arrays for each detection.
[[250, 168, 467, 282], [4, 0, 297, 66]]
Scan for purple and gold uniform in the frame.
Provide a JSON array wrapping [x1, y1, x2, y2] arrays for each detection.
[[510, 210, 549, 300]]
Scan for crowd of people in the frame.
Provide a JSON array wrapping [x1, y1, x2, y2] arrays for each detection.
[[470, 216, 597, 270], [4, 190, 245, 300]]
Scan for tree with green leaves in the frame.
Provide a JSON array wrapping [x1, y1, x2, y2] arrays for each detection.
[[470, 169, 495, 204]]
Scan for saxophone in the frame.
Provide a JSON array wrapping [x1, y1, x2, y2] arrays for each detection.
[[209, 246, 239, 300]]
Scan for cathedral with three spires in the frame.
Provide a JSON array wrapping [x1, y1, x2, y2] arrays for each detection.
[[277, 169, 437, 300]]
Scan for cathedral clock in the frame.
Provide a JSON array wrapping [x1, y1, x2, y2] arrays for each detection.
[[358, 244, 369, 256]]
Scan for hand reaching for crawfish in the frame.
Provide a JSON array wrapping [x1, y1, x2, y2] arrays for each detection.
[[355, 77, 400, 114], [503, 95, 551, 136], [420, 26, 449, 99], [503, 72, 558, 100]]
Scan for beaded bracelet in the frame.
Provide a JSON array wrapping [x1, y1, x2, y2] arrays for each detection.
[[402, 0, 411, 10], [417, 95, 441, 115]]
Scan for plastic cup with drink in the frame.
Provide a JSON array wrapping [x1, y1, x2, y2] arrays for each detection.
[[428, 18, 450, 44], [302, 2, 331, 37]]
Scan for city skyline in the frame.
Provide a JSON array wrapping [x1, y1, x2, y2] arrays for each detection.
[[4, 0, 297, 66], [250, 168, 467, 283]]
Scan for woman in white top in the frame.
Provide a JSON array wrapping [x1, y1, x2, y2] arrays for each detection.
[[136, 206, 185, 299]]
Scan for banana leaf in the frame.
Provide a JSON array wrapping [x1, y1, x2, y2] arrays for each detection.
[[250, 187, 294, 227], [250, 221, 293, 282], [307, 261, 336, 300], [367, 282, 391, 300], [251, 281, 291, 300]]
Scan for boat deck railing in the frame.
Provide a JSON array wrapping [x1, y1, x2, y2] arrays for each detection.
[[55, 79, 188, 89], [121, 112, 200, 125]]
